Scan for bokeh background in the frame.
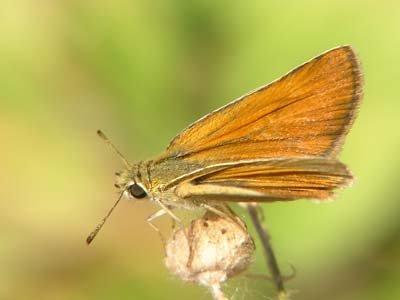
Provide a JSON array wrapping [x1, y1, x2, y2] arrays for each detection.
[[1, 1, 400, 299]]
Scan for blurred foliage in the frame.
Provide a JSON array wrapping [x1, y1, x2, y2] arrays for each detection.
[[1, 0, 400, 299]]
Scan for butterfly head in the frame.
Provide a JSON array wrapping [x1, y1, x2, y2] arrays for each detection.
[[114, 167, 148, 200]]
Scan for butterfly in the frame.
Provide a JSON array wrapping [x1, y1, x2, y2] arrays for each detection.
[[87, 45, 363, 244]]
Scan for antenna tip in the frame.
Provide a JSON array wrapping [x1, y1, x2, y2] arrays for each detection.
[[97, 129, 105, 138], [86, 225, 101, 245], [86, 234, 94, 245]]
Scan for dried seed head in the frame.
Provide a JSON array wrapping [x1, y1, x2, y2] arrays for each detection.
[[164, 211, 255, 299]]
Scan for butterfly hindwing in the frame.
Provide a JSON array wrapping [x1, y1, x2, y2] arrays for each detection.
[[173, 158, 353, 202]]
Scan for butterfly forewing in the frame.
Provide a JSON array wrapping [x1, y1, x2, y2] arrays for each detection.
[[166, 46, 363, 162]]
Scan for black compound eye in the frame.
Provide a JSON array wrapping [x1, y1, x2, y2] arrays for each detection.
[[128, 183, 147, 199]]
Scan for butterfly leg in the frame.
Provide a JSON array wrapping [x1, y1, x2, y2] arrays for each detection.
[[154, 198, 182, 224], [147, 209, 166, 226], [146, 209, 168, 243], [200, 202, 229, 218], [199, 202, 246, 233]]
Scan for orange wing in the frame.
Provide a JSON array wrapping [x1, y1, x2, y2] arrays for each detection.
[[188, 158, 353, 202], [166, 46, 363, 162]]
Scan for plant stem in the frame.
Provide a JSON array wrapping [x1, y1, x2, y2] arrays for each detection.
[[246, 205, 286, 298]]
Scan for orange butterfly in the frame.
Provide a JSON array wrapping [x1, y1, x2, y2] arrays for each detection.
[[87, 45, 363, 243]]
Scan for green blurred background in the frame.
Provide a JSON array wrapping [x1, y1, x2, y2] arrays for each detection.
[[1, 1, 399, 299]]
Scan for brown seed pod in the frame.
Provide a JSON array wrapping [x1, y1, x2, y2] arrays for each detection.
[[164, 211, 255, 300]]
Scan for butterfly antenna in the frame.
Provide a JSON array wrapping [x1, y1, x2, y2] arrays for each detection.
[[86, 191, 124, 245], [97, 130, 131, 168]]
